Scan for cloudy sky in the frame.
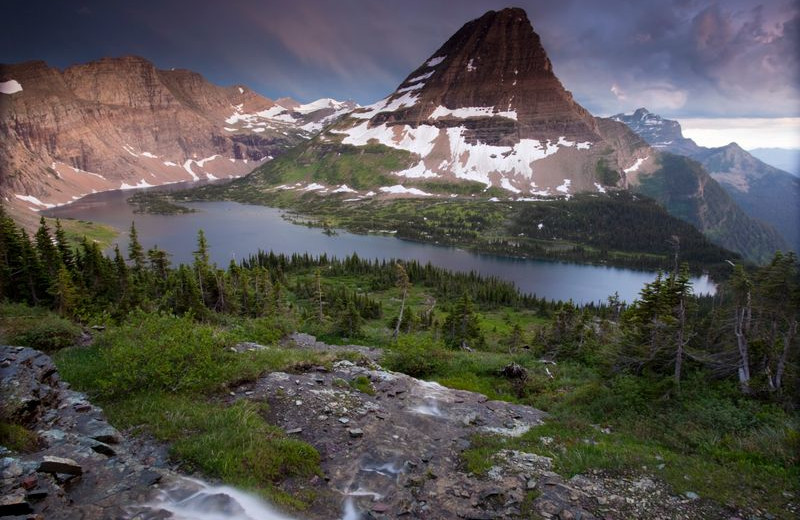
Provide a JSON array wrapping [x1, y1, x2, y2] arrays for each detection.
[[3, 0, 798, 148]]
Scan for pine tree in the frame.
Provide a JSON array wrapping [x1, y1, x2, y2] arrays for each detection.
[[128, 222, 145, 275], [53, 219, 74, 269], [443, 293, 482, 350]]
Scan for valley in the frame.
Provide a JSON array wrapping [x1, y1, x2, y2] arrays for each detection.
[[2, 4, 798, 520]]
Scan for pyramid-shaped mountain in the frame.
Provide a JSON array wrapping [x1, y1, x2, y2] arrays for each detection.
[[242, 8, 649, 197]]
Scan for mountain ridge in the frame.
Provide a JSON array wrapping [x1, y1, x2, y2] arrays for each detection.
[[614, 108, 799, 253], [0, 55, 354, 226]]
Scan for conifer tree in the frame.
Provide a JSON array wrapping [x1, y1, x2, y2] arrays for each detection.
[[128, 222, 145, 275]]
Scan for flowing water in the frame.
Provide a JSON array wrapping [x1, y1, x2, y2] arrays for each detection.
[[44, 186, 715, 304], [143, 478, 299, 520]]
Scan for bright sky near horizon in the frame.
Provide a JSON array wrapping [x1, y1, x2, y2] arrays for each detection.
[[680, 118, 800, 150], [3, 0, 798, 149]]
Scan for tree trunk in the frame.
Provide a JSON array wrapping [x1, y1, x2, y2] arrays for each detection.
[[734, 304, 752, 393], [393, 287, 407, 340], [775, 319, 797, 392], [674, 298, 685, 388]]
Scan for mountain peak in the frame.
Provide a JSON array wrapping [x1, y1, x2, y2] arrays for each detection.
[[351, 8, 599, 144]]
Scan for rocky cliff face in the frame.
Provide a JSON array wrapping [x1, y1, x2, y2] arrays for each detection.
[[0, 56, 354, 220], [0, 346, 170, 518], [615, 109, 799, 253]]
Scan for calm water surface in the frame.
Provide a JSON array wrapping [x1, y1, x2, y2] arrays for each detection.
[[45, 187, 715, 304]]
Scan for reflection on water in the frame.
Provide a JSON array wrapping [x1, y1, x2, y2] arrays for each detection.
[[45, 187, 715, 304]]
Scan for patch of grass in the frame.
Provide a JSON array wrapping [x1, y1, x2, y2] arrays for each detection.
[[51, 310, 333, 509], [107, 394, 319, 509], [461, 434, 507, 475], [349, 375, 375, 395], [0, 421, 39, 452], [50, 217, 118, 249], [0, 302, 82, 351]]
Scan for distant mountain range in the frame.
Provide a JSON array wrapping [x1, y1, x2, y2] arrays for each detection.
[[0, 56, 354, 225], [613, 108, 799, 253]]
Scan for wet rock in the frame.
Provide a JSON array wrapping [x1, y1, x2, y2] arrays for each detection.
[[26, 488, 48, 501], [21, 474, 38, 490], [38, 455, 83, 475], [0, 346, 176, 519], [0, 492, 33, 516], [2, 457, 24, 479], [91, 442, 116, 457]]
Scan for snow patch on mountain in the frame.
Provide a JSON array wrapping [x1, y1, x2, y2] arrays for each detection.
[[295, 98, 348, 114], [408, 71, 435, 83], [501, 178, 521, 193], [623, 157, 647, 173], [379, 185, 432, 196], [426, 56, 446, 67], [120, 179, 155, 190], [351, 92, 420, 120], [183, 160, 199, 180], [15, 194, 54, 208], [430, 106, 518, 121], [0, 80, 22, 94], [333, 122, 440, 157]]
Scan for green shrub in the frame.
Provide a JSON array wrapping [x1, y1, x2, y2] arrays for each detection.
[[383, 335, 453, 378], [86, 311, 231, 398], [229, 315, 291, 345], [0, 303, 82, 351]]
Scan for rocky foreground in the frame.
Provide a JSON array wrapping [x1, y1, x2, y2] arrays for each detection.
[[1, 342, 750, 519]]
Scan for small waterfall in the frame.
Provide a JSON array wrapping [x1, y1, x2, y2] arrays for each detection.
[[410, 397, 442, 417], [143, 478, 297, 520], [342, 497, 361, 520], [361, 461, 404, 476], [142, 476, 368, 520]]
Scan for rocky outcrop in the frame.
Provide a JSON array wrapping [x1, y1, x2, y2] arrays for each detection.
[[0, 346, 170, 519], [0, 57, 354, 223], [216, 335, 746, 520], [1, 342, 763, 519]]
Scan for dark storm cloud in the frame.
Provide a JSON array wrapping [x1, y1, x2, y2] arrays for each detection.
[[2, 0, 797, 118]]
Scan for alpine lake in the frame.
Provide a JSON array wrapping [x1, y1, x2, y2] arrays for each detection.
[[44, 183, 715, 305]]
